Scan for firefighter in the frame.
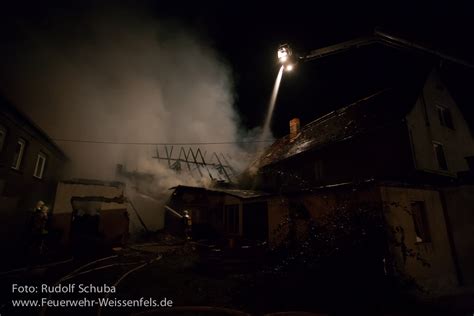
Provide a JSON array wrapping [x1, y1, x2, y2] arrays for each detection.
[[30, 201, 49, 256], [183, 210, 192, 240], [34, 200, 45, 213]]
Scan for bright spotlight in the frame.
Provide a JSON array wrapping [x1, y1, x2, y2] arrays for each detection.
[[277, 44, 291, 64], [285, 64, 294, 71]]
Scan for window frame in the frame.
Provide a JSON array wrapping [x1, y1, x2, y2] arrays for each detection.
[[436, 105, 454, 130], [11, 138, 26, 170], [432, 141, 448, 171], [33, 152, 47, 179], [0, 125, 6, 152], [411, 201, 431, 243]]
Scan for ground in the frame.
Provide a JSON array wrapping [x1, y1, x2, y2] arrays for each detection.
[[0, 239, 473, 316]]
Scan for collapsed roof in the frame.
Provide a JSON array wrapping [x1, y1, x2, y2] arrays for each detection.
[[170, 185, 271, 200]]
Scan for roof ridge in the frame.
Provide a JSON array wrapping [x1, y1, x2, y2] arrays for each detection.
[[300, 88, 392, 132], [0, 96, 68, 160]]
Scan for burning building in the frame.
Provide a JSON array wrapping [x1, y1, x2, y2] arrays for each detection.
[[164, 185, 288, 246], [253, 67, 474, 295]]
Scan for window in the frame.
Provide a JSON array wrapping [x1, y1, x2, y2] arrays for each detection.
[[33, 153, 47, 179], [433, 142, 448, 170], [314, 159, 324, 182], [11, 139, 26, 170], [411, 201, 431, 243], [436, 105, 454, 129], [0, 126, 6, 151], [224, 204, 239, 234], [216, 208, 224, 223]]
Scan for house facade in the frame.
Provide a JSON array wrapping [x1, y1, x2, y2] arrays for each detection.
[[406, 69, 474, 176], [254, 67, 474, 295], [0, 97, 67, 256]]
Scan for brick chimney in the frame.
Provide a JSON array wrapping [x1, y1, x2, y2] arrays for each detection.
[[289, 118, 300, 139]]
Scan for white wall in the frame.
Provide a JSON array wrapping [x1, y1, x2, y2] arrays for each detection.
[[53, 182, 125, 214], [380, 185, 458, 295], [406, 68, 474, 176]]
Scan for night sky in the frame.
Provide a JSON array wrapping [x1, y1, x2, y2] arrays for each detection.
[[1, 0, 473, 138]]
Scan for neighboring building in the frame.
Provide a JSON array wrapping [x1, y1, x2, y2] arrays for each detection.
[[0, 96, 67, 254], [407, 70, 474, 177], [253, 67, 474, 295], [52, 179, 129, 248]]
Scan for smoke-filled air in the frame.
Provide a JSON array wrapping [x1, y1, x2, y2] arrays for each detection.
[[0, 5, 265, 233]]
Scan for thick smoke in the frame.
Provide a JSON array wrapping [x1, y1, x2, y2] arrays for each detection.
[[0, 5, 257, 232]]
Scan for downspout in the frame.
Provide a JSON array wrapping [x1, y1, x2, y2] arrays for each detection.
[[408, 126, 418, 170], [378, 185, 396, 278], [439, 189, 464, 286]]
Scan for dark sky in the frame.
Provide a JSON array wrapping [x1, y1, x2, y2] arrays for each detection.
[[178, 1, 474, 137], [1, 0, 474, 138]]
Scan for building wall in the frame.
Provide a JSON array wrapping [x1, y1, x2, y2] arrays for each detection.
[[266, 196, 289, 247], [224, 195, 288, 246], [53, 182, 125, 214], [0, 107, 66, 253], [441, 185, 474, 286], [294, 185, 381, 218], [52, 181, 126, 245], [223, 195, 289, 246], [283, 184, 460, 296], [0, 118, 64, 202], [380, 185, 459, 295], [406, 68, 474, 177]]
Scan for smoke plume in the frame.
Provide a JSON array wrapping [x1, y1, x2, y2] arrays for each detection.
[[0, 4, 256, 231]]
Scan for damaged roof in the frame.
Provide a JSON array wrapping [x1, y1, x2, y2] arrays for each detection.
[[171, 185, 271, 200], [256, 85, 422, 168]]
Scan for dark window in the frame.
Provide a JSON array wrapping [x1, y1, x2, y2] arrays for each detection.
[[216, 207, 223, 223], [314, 159, 323, 182], [224, 204, 239, 234], [289, 201, 311, 220], [436, 106, 454, 129], [11, 139, 26, 170], [433, 142, 448, 170], [242, 202, 268, 241], [411, 201, 431, 243]]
